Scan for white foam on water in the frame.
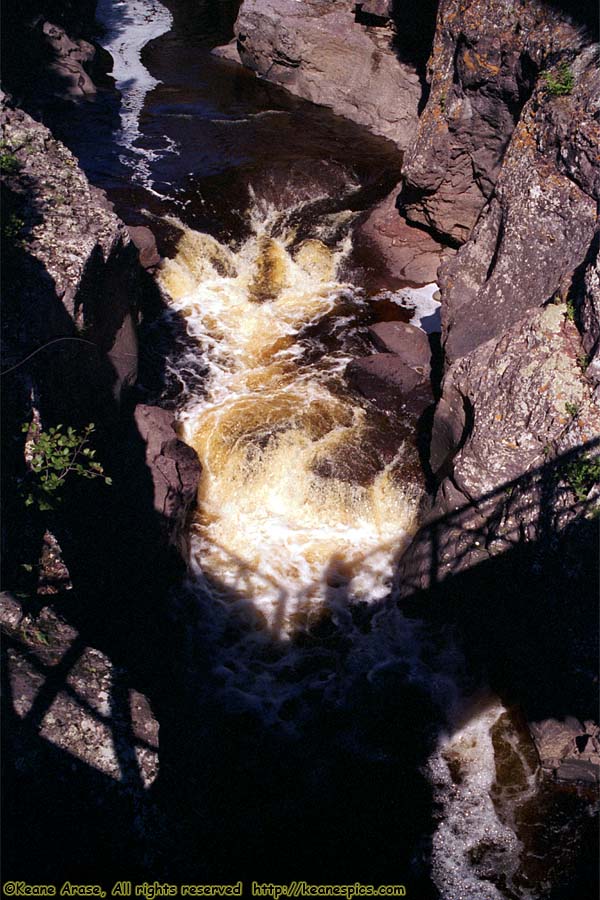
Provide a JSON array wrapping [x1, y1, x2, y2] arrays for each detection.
[[373, 283, 441, 334], [427, 697, 528, 900], [96, 0, 175, 188], [158, 206, 423, 635], [157, 199, 531, 898]]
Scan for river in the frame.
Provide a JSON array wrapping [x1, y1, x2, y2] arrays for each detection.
[[60, 1, 597, 896]]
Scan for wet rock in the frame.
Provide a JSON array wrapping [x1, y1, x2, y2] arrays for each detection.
[[399, 0, 594, 244], [555, 758, 599, 785], [226, 0, 422, 148], [133, 404, 201, 550], [357, 186, 456, 285], [368, 321, 431, 371], [346, 354, 432, 414], [127, 225, 161, 270]]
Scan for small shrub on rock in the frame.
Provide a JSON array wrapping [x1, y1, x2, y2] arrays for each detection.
[[22, 421, 112, 511], [543, 63, 575, 97], [564, 454, 600, 501]]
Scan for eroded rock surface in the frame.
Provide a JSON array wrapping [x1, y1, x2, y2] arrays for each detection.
[[1, 101, 139, 404], [439, 46, 600, 363], [225, 0, 422, 148], [399, 0, 596, 244]]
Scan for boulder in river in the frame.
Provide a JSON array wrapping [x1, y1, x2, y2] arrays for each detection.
[[132, 404, 201, 551], [368, 321, 431, 372], [127, 225, 161, 270], [346, 354, 432, 415]]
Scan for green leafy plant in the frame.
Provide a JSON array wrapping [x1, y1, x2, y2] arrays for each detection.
[[564, 400, 580, 418], [576, 351, 589, 371], [3, 213, 25, 240], [564, 454, 600, 501], [0, 151, 20, 175], [565, 296, 577, 322], [543, 62, 575, 97], [22, 421, 112, 511]]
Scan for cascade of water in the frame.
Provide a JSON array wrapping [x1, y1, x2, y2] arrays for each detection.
[[156, 196, 543, 898], [95, 0, 176, 189], [159, 205, 424, 634], [89, 10, 593, 890]]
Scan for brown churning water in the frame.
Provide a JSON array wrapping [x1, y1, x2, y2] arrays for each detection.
[[158, 203, 424, 635]]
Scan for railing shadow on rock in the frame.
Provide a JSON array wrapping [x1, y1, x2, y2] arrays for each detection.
[[395, 438, 600, 723]]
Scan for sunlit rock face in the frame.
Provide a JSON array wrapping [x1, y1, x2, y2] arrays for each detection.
[[226, 0, 423, 149], [398, 0, 598, 245], [438, 45, 599, 365]]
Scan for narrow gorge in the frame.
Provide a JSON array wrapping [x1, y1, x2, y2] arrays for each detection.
[[1, 2, 599, 899]]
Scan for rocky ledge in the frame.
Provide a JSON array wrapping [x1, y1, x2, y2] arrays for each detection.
[[1, 100, 138, 406], [398, 0, 597, 245]]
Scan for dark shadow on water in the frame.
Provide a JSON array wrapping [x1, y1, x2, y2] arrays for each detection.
[[2, 5, 598, 895], [3, 430, 598, 897]]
